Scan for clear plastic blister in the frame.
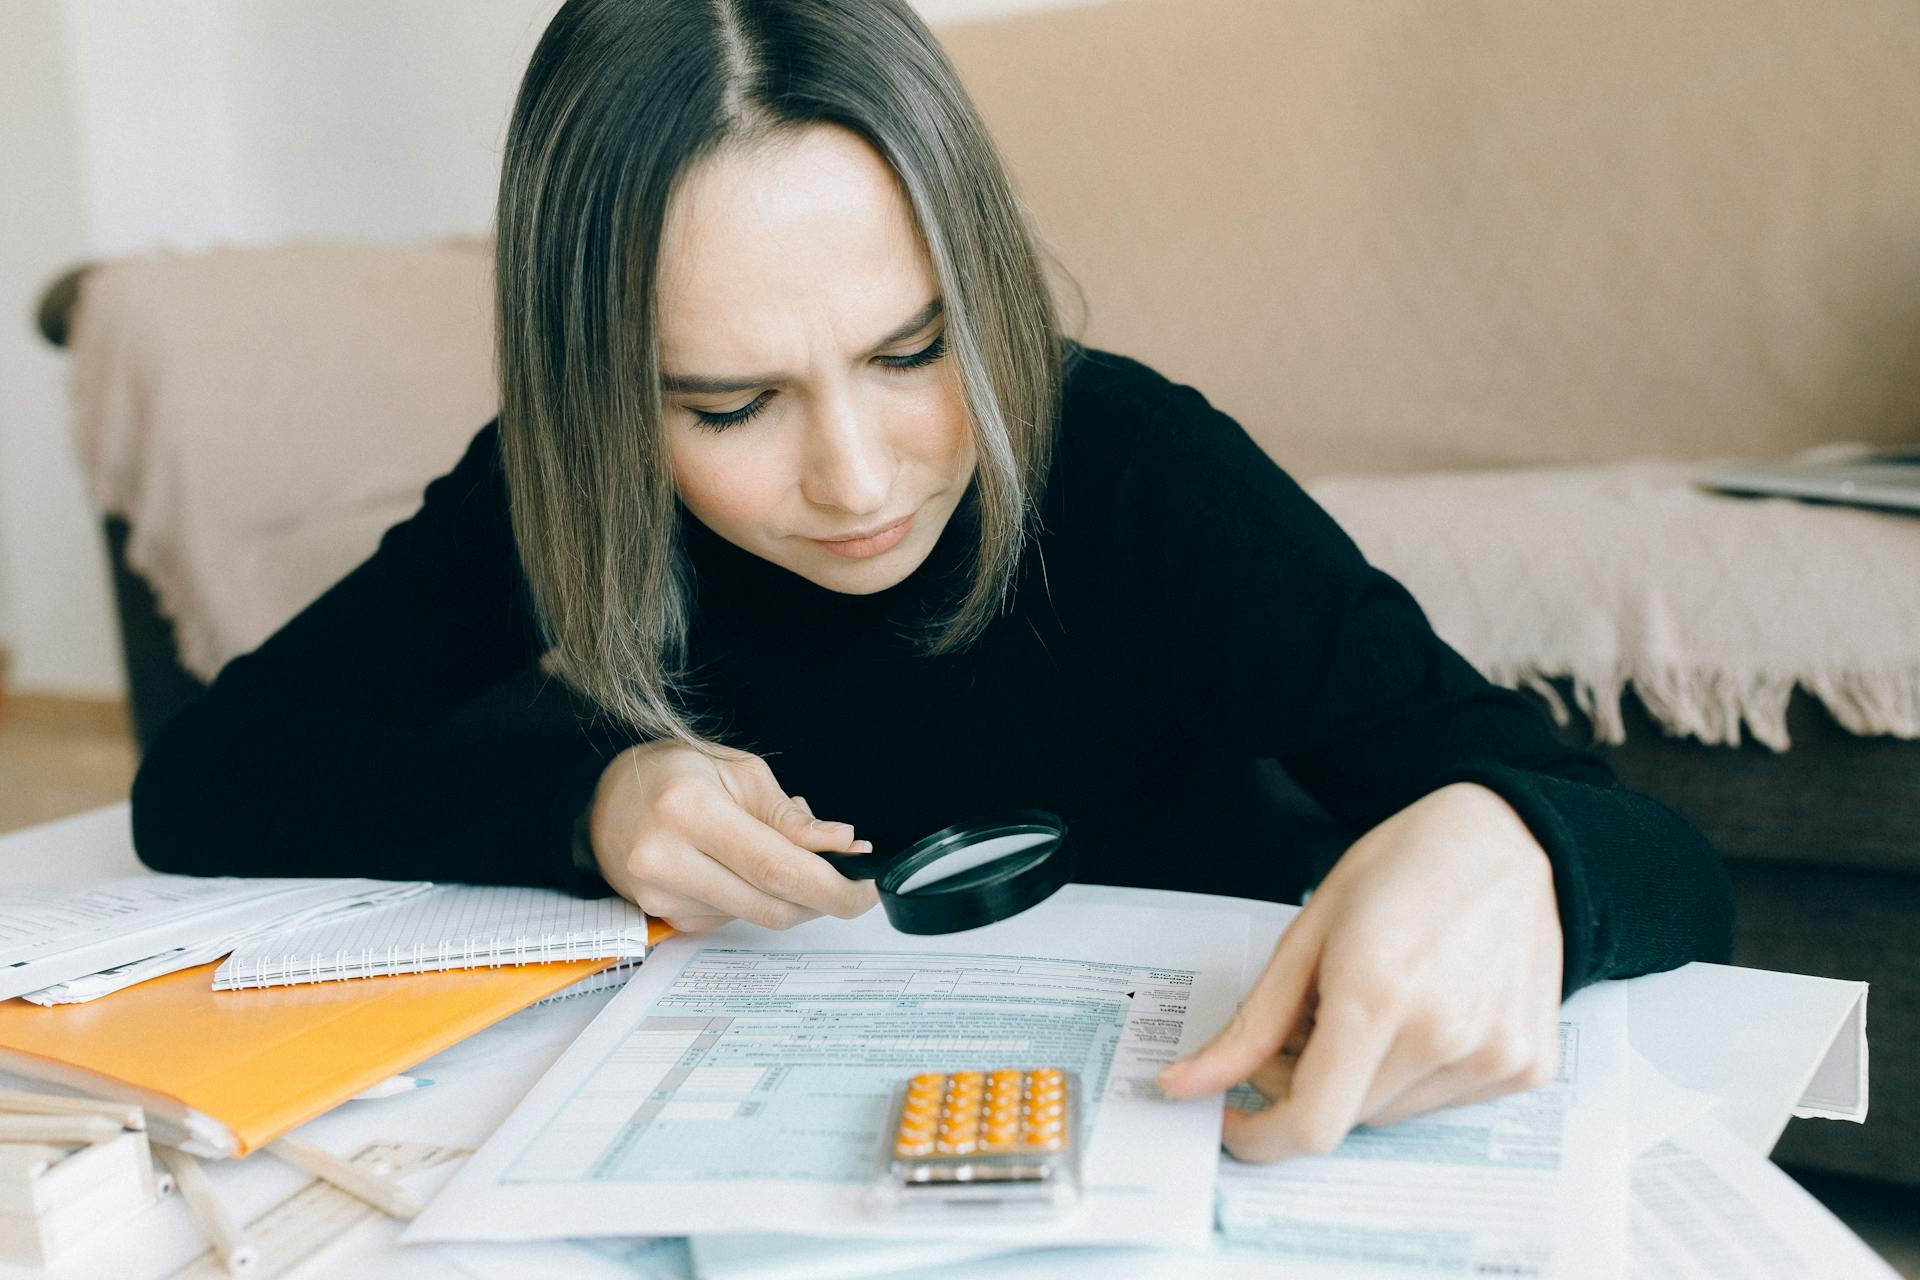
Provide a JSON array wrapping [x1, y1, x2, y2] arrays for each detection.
[[866, 1068, 1082, 1216]]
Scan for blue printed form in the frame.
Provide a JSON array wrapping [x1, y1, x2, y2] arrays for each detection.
[[407, 899, 1247, 1249]]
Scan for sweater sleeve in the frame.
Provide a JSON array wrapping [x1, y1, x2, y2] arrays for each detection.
[[1075, 356, 1733, 994], [131, 420, 619, 895]]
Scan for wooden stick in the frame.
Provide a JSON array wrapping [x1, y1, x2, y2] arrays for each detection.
[[155, 1145, 257, 1274], [0, 1113, 124, 1146], [0, 1089, 145, 1130], [268, 1137, 424, 1219]]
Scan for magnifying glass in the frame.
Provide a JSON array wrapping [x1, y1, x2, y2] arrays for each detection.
[[832, 810, 1075, 934]]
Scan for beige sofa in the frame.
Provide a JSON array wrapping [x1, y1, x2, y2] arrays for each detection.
[[41, 0, 1920, 1186], [941, 0, 1920, 1187]]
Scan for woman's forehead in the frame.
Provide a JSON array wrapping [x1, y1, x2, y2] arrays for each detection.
[[655, 124, 940, 374]]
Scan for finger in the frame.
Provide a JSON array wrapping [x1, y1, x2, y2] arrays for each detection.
[[698, 793, 879, 919], [655, 913, 730, 934], [723, 760, 868, 855], [632, 839, 825, 932], [1364, 939, 1560, 1129], [621, 884, 743, 936], [1364, 1032, 1551, 1128], [763, 792, 863, 852], [1244, 1054, 1299, 1107], [794, 799, 877, 854], [1385, 928, 1566, 1129], [1365, 1071, 1520, 1128], [1159, 916, 1320, 1098], [1223, 995, 1397, 1162]]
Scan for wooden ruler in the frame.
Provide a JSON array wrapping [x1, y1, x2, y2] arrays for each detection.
[[166, 1140, 466, 1280]]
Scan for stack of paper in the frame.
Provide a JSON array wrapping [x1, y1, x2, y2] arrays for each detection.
[[0, 956, 635, 1157], [401, 889, 1892, 1280], [0, 876, 427, 1005]]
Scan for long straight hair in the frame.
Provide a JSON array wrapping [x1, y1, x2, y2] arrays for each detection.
[[495, 0, 1063, 742]]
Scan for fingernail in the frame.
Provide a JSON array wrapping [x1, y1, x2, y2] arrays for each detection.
[[813, 819, 854, 837], [851, 839, 873, 853]]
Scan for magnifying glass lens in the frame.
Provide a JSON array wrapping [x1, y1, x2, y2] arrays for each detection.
[[892, 831, 1055, 895], [838, 812, 1073, 934]]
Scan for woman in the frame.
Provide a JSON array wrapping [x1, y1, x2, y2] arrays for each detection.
[[131, 0, 1732, 1164]]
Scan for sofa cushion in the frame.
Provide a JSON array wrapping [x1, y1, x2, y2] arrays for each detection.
[[67, 241, 497, 680]]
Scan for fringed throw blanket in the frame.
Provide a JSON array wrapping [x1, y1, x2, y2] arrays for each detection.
[[1309, 461, 1920, 751]]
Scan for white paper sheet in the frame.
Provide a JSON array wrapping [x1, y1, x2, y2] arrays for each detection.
[[1631, 1116, 1900, 1279], [19, 881, 434, 1004], [1629, 1050, 1719, 1157], [1789, 988, 1869, 1122], [404, 901, 1247, 1250], [1627, 963, 1867, 1152], [0, 875, 423, 1001]]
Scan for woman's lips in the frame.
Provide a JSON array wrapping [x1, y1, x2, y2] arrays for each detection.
[[811, 512, 914, 559]]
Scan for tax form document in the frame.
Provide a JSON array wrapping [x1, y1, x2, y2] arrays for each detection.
[[1209, 981, 1631, 1280], [405, 900, 1247, 1249]]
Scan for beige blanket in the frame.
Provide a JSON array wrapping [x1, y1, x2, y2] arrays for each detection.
[[1310, 463, 1920, 750], [66, 242, 498, 683]]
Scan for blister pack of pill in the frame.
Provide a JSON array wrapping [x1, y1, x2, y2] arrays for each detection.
[[868, 1068, 1081, 1215]]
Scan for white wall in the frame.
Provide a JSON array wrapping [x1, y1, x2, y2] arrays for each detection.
[[0, 0, 1092, 698]]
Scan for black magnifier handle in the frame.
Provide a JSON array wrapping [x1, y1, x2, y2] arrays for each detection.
[[830, 852, 897, 882], [822, 811, 1074, 934]]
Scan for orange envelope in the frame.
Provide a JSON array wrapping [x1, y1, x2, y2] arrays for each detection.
[[0, 942, 665, 1157]]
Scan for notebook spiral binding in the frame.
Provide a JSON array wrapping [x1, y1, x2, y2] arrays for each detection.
[[228, 928, 638, 988]]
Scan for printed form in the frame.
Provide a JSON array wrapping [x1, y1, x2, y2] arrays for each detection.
[[685, 922, 1635, 1280], [406, 902, 1246, 1249], [1209, 981, 1630, 1280]]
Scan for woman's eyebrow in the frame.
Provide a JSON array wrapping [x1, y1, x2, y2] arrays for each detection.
[[659, 297, 944, 396]]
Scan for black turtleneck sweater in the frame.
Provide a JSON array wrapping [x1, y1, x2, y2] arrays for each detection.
[[130, 347, 1733, 993]]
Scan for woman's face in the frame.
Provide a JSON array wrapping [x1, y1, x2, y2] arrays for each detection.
[[656, 124, 975, 595]]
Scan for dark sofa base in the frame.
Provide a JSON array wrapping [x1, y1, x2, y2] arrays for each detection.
[[1544, 683, 1920, 1187]]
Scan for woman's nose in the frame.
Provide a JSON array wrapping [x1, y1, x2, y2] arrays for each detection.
[[801, 394, 892, 516]]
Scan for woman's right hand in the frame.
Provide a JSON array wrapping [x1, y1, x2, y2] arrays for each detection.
[[587, 741, 880, 932]]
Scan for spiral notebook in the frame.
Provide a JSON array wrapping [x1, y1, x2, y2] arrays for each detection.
[[211, 885, 653, 989]]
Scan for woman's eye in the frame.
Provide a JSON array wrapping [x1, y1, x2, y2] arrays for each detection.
[[691, 392, 772, 432], [876, 332, 947, 371], [684, 334, 944, 431]]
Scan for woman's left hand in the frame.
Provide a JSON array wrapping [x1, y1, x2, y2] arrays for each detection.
[[1158, 782, 1564, 1161]]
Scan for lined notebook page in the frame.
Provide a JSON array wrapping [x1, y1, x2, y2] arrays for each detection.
[[213, 885, 650, 989]]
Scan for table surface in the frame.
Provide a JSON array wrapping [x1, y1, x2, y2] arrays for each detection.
[[0, 804, 1868, 1279]]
